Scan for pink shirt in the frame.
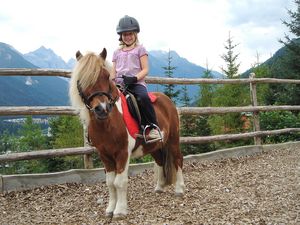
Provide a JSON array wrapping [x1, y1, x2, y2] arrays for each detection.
[[112, 45, 148, 86]]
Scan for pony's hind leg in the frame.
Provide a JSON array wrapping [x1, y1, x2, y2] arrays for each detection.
[[174, 167, 185, 196], [105, 171, 117, 216], [167, 139, 185, 196], [151, 150, 167, 193], [154, 162, 166, 193]]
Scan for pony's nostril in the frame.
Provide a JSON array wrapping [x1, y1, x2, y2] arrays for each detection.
[[94, 105, 108, 119], [94, 105, 103, 112]]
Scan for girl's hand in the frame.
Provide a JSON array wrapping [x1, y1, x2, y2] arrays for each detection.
[[123, 76, 137, 85]]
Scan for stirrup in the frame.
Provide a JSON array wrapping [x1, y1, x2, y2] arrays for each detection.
[[143, 124, 163, 144]]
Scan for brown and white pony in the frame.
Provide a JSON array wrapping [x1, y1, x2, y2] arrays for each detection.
[[69, 48, 184, 218]]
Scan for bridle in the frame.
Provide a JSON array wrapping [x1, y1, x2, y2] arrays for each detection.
[[77, 80, 118, 114]]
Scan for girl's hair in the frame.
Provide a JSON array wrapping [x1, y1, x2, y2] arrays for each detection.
[[119, 32, 139, 48]]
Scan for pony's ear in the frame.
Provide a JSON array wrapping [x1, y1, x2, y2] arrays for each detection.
[[76, 51, 83, 61], [100, 48, 107, 60]]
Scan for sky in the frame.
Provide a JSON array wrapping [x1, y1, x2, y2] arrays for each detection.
[[0, 0, 297, 73]]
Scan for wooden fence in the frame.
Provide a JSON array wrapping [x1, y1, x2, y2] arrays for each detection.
[[0, 68, 299, 169]]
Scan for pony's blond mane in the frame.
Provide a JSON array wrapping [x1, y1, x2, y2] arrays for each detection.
[[69, 51, 111, 126]]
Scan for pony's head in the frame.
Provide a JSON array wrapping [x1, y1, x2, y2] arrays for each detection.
[[69, 48, 117, 125]]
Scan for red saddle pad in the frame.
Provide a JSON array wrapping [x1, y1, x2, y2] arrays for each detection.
[[120, 92, 157, 139]]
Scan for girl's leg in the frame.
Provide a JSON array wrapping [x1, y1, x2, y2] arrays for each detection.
[[129, 84, 158, 126]]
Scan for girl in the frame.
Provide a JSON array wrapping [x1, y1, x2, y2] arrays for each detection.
[[111, 15, 160, 141]]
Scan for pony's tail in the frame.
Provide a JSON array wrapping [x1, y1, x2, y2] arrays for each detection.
[[162, 147, 177, 185]]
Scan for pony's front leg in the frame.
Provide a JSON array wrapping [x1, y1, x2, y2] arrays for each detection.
[[113, 157, 130, 218], [105, 171, 117, 216]]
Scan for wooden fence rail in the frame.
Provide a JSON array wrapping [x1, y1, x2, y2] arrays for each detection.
[[0, 69, 299, 167], [1, 128, 300, 163], [1, 68, 300, 84], [1, 105, 300, 116]]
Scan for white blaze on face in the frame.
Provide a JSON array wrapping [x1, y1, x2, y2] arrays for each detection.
[[100, 102, 107, 111]]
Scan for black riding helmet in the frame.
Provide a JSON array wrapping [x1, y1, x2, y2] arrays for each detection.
[[116, 15, 140, 35]]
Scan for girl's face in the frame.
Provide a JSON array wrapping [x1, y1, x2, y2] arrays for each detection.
[[121, 32, 136, 46]]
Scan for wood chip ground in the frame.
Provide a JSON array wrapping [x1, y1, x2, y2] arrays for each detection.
[[1, 146, 299, 225]]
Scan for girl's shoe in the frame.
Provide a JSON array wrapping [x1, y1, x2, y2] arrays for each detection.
[[148, 129, 160, 139]]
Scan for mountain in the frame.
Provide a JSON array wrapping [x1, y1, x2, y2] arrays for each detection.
[[24, 46, 73, 69], [148, 50, 223, 102], [149, 50, 222, 78], [0, 42, 223, 106], [241, 47, 286, 78], [242, 38, 300, 77], [0, 42, 69, 106], [0, 43, 37, 68]]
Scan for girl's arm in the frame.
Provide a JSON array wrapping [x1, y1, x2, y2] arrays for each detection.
[[136, 55, 149, 81], [110, 62, 116, 80]]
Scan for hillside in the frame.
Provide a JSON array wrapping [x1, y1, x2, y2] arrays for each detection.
[[0, 42, 69, 106], [242, 38, 300, 77], [147, 50, 222, 102], [1, 43, 223, 105], [149, 50, 222, 78]]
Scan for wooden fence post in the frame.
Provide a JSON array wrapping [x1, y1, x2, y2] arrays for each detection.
[[83, 125, 94, 169], [0, 174, 3, 193], [249, 73, 262, 145]]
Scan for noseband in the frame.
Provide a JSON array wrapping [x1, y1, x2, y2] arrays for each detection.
[[77, 80, 118, 114]]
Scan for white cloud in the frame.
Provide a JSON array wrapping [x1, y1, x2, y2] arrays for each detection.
[[0, 0, 297, 73], [227, 0, 294, 27]]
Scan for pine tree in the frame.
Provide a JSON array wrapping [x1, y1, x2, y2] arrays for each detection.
[[162, 50, 180, 103], [220, 32, 240, 78], [179, 85, 213, 155], [250, 53, 271, 104], [48, 116, 83, 148], [46, 116, 85, 172], [0, 131, 19, 174], [281, 0, 300, 48], [210, 32, 251, 148], [18, 116, 46, 151], [270, 0, 300, 105], [9, 116, 48, 174], [196, 66, 215, 152], [180, 85, 194, 137], [198, 66, 214, 107]]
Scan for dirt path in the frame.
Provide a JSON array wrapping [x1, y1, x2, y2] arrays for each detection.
[[1, 146, 299, 225]]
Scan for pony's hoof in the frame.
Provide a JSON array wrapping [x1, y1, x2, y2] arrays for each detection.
[[105, 212, 113, 218], [175, 192, 184, 197], [113, 213, 127, 220], [155, 189, 164, 194]]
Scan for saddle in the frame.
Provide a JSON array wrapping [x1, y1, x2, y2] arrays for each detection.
[[118, 87, 163, 144]]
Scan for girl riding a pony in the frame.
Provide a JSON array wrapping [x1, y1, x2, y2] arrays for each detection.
[[111, 15, 161, 141]]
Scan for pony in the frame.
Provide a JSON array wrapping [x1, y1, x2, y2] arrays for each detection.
[[69, 48, 185, 218]]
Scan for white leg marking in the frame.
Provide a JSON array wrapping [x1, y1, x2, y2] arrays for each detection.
[[112, 97, 137, 217], [113, 157, 130, 217], [105, 172, 116, 215], [175, 167, 185, 196], [154, 163, 166, 193]]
